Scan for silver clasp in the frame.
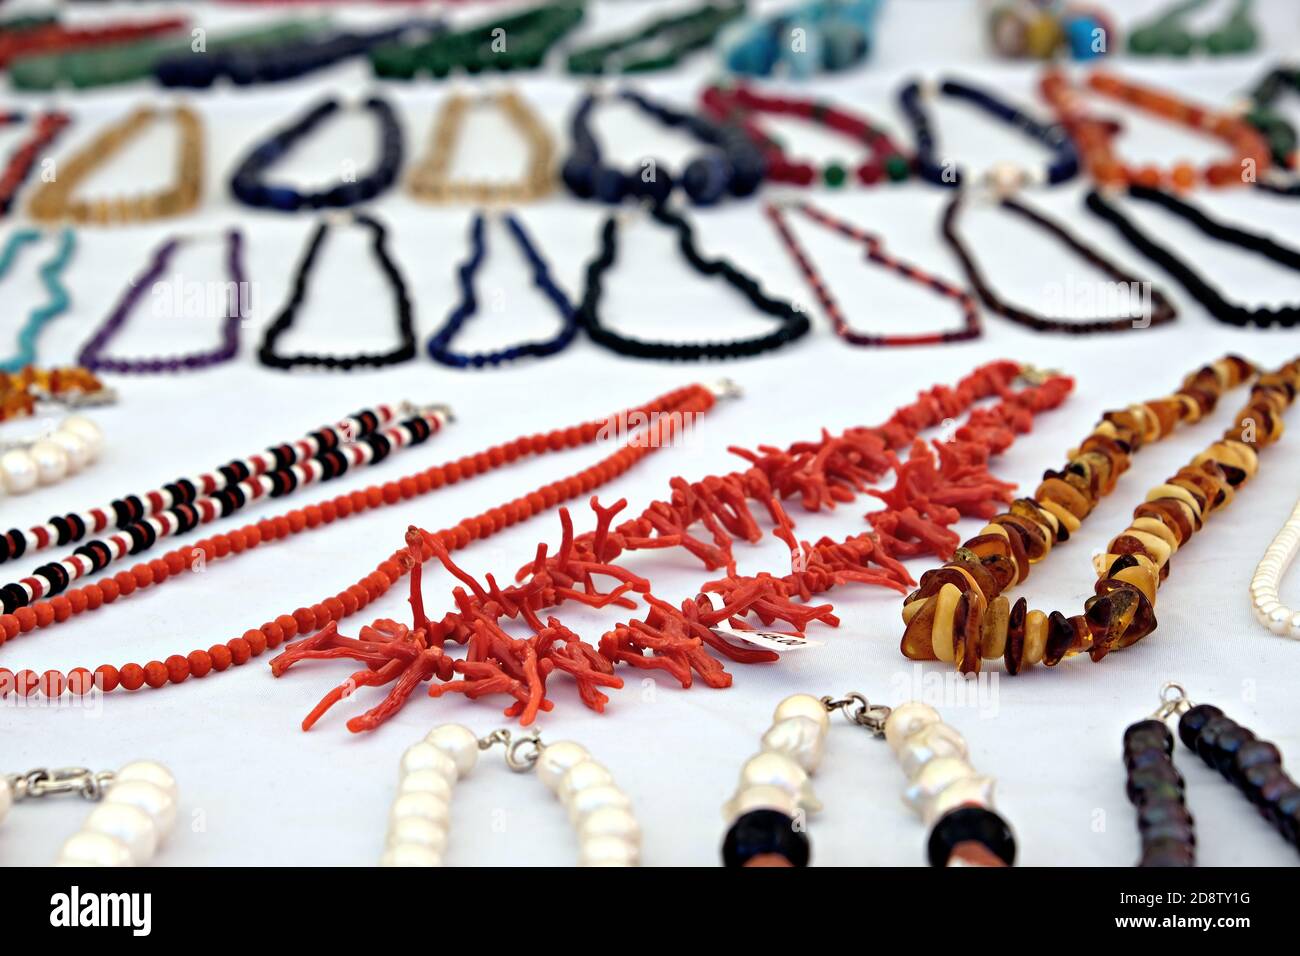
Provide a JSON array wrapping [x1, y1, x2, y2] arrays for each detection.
[[6, 767, 113, 802], [477, 728, 545, 773], [820, 692, 892, 736], [1151, 681, 1193, 722]]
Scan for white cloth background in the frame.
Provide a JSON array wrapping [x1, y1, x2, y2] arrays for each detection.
[[2, 0, 1299, 866]]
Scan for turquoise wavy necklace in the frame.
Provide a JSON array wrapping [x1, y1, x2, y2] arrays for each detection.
[[0, 227, 76, 373]]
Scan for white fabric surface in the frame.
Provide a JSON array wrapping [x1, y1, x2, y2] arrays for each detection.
[[2, 0, 1300, 866]]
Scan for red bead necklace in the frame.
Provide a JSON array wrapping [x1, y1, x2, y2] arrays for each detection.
[[0, 17, 188, 69], [0, 384, 718, 701], [0, 111, 69, 218]]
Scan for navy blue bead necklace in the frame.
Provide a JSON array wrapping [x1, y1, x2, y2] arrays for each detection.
[[231, 95, 404, 212], [561, 88, 766, 207], [898, 77, 1079, 190], [428, 212, 579, 368]]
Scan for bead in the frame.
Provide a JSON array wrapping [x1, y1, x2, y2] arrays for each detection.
[[578, 834, 639, 867], [0, 777, 11, 823], [115, 761, 178, 803], [536, 741, 590, 791], [772, 693, 831, 735], [0, 449, 37, 493], [921, 774, 996, 826], [722, 784, 801, 822], [567, 784, 634, 826], [884, 701, 940, 750], [84, 802, 158, 864], [400, 741, 459, 781], [27, 439, 68, 484], [387, 816, 448, 855], [902, 756, 977, 815], [56, 831, 133, 867], [722, 808, 809, 867], [424, 724, 479, 777], [735, 752, 821, 813], [927, 805, 1015, 867], [390, 791, 450, 829], [103, 779, 176, 834], [380, 843, 442, 867], [896, 722, 968, 778], [399, 769, 454, 802], [761, 716, 826, 772], [578, 806, 640, 846], [557, 761, 615, 805]]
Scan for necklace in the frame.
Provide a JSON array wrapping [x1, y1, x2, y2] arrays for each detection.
[[0, 15, 186, 70], [765, 200, 981, 346], [1125, 682, 1295, 867], [0, 110, 70, 217], [566, 1, 743, 74], [0, 228, 75, 373], [0, 415, 102, 497], [383, 726, 641, 867], [428, 212, 578, 368], [700, 83, 910, 187], [941, 191, 1178, 334], [230, 95, 403, 212], [78, 230, 246, 375], [1128, 0, 1257, 56], [408, 89, 554, 204], [258, 212, 416, 371], [27, 105, 202, 225], [578, 203, 810, 361], [0, 384, 723, 701], [1251, 498, 1300, 640], [1087, 185, 1299, 329], [987, 2, 1115, 61], [899, 77, 1079, 190], [722, 692, 1014, 866], [562, 88, 766, 207], [900, 356, 1300, 675], [1244, 66, 1300, 196], [0, 367, 110, 424], [720, 0, 882, 79], [1040, 68, 1271, 190], [3, 761, 178, 867]]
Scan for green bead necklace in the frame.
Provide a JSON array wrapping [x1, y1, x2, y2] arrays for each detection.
[[1128, 0, 1257, 57], [565, 1, 745, 75]]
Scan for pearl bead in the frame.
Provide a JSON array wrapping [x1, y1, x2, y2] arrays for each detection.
[[387, 816, 448, 854], [722, 784, 799, 822], [761, 716, 826, 772], [578, 807, 641, 846], [883, 701, 941, 751], [84, 803, 158, 864], [1268, 605, 1292, 635], [578, 835, 639, 867], [896, 722, 968, 777], [398, 769, 454, 802], [390, 791, 450, 829], [902, 756, 976, 815], [57, 831, 133, 867], [60, 415, 103, 460], [921, 775, 996, 827], [0, 777, 10, 823], [557, 760, 614, 805], [736, 752, 821, 813], [566, 784, 633, 826], [536, 740, 590, 791], [400, 741, 459, 781], [772, 694, 830, 736], [49, 428, 90, 473], [104, 780, 177, 835], [381, 843, 442, 867], [0, 449, 37, 494], [115, 761, 178, 802], [28, 439, 68, 485], [424, 724, 479, 777]]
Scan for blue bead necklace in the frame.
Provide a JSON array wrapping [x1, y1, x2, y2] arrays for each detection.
[[719, 0, 882, 79], [0, 227, 75, 373], [428, 212, 578, 369]]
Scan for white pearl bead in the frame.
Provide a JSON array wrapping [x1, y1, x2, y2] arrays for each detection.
[[566, 784, 633, 826], [0, 449, 37, 494], [921, 775, 996, 827], [557, 761, 614, 805], [578, 806, 640, 846], [115, 761, 178, 802], [736, 752, 821, 813], [772, 694, 830, 736], [902, 756, 976, 815], [57, 831, 133, 867], [883, 701, 941, 751], [380, 843, 442, 867], [400, 741, 459, 781], [721, 784, 799, 822], [387, 816, 448, 855], [399, 769, 454, 802], [103, 780, 177, 835], [60, 415, 103, 460], [1268, 605, 1292, 635], [0, 777, 10, 823], [896, 723, 968, 777], [390, 791, 450, 829], [578, 835, 639, 867], [84, 803, 158, 864], [761, 716, 826, 772], [27, 439, 68, 485], [424, 724, 479, 777], [49, 429, 90, 473], [536, 741, 590, 791]]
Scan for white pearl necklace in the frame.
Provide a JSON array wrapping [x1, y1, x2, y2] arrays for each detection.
[[381, 724, 641, 867], [0, 414, 103, 496], [1, 761, 177, 866], [1250, 498, 1300, 640]]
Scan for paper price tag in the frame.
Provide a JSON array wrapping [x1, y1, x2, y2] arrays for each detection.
[[710, 626, 824, 652]]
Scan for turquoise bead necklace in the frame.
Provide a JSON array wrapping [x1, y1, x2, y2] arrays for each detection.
[[0, 228, 76, 373]]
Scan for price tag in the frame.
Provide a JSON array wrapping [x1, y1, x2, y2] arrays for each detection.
[[710, 626, 824, 651]]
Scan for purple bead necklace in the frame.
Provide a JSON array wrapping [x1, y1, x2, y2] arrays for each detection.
[[78, 229, 248, 374]]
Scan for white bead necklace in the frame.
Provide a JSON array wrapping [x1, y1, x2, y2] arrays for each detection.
[[381, 724, 641, 867], [0, 414, 103, 496], [1250, 498, 1300, 640], [1, 760, 177, 865]]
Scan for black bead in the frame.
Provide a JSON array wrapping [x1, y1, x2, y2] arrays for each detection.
[[1195, 715, 1239, 764], [1178, 703, 1225, 750], [927, 805, 1016, 867], [1210, 725, 1257, 777], [721, 809, 809, 867]]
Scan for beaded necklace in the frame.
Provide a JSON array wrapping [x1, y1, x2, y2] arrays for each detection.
[[0, 15, 187, 70], [78, 230, 247, 375], [0, 111, 70, 218], [0, 367, 109, 425], [1128, 0, 1257, 56], [27, 105, 202, 225], [1087, 186, 1299, 329], [566, 1, 744, 75], [899, 356, 1300, 676], [764, 200, 981, 346], [230, 95, 404, 212], [700, 84, 910, 187], [259, 212, 416, 371], [562, 88, 766, 207], [0, 228, 75, 374], [1040, 68, 1271, 190], [578, 203, 810, 361], [0, 383, 721, 701], [1251, 499, 1300, 640], [720, 0, 882, 79], [0, 413, 101, 497], [408, 89, 554, 205], [1242, 66, 1299, 197], [428, 212, 578, 368]]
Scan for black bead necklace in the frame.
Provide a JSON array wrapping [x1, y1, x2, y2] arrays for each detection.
[[578, 203, 810, 361], [230, 94, 404, 212], [258, 212, 417, 371], [1087, 185, 1299, 329]]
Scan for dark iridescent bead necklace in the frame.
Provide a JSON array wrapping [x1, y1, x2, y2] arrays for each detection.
[[230, 95, 404, 212], [578, 203, 809, 361], [428, 211, 579, 369], [78, 229, 247, 375], [258, 212, 416, 371], [561, 88, 766, 207]]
